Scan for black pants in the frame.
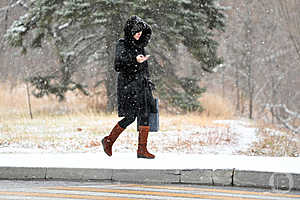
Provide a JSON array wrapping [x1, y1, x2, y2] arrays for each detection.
[[118, 113, 149, 129]]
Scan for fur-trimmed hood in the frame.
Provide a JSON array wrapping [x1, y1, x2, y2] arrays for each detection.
[[123, 15, 152, 48]]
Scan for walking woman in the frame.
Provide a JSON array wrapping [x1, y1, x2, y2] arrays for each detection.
[[102, 16, 156, 159]]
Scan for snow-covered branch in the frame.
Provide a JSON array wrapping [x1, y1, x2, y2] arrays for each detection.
[[254, 70, 288, 102], [0, 0, 29, 13], [72, 34, 98, 49], [266, 104, 300, 134], [58, 20, 73, 31]]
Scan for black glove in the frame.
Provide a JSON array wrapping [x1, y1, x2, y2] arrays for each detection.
[[147, 79, 156, 90]]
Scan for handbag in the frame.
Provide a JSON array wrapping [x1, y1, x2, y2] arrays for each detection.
[[137, 98, 159, 132], [149, 98, 159, 132]]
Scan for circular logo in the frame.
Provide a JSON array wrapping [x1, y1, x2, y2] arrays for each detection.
[[269, 173, 294, 193]]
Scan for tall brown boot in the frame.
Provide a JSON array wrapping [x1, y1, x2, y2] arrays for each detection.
[[101, 123, 125, 157], [137, 126, 155, 159]]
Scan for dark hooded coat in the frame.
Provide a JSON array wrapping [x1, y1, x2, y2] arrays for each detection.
[[114, 16, 155, 117]]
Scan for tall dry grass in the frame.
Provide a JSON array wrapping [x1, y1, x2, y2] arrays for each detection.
[[3, 83, 299, 156], [0, 82, 107, 120], [0, 82, 236, 149], [198, 92, 235, 119], [245, 122, 300, 157], [0, 83, 239, 153], [0, 82, 236, 120]]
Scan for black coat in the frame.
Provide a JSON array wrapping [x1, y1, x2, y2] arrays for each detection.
[[114, 16, 155, 117]]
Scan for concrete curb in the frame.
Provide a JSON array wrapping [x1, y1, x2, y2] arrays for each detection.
[[0, 167, 299, 191]]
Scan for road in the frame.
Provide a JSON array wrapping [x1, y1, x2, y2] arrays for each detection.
[[0, 180, 300, 200]]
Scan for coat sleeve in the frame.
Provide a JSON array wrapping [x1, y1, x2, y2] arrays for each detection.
[[114, 39, 136, 72]]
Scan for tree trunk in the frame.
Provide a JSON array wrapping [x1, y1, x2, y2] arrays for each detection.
[[246, 2, 254, 120], [105, 40, 118, 113], [104, 15, 122, 113], [105, 66, 117, 113], [235, 64, 240, 112], [26, 81, 33, 119], [271, 76, 275, 124], [222, 70, 225, 98], [248, 62, 254, 119]]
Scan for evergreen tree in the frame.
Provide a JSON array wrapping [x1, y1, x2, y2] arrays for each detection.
[[5, 0, 225, 112]]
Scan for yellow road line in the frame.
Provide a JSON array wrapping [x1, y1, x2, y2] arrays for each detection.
[[0, 191, 136, 200], [47, 186, 268, 200], [128, 184, 300, 199], [40, 184, 134, 190]]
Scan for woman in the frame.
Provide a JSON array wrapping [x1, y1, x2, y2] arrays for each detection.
[[102, 16, 156, 159]]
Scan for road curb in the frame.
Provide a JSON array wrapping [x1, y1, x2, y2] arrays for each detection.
[[0, 167, 299, 191], [112, 169, 180, 183], [46, 168, 112, 181], [181, 169, 213, 185], [0, 167, 46, 180], [233, 170, 272, 188]]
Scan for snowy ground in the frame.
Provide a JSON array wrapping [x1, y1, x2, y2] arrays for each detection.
[[1, 153, 300, 174], [0, 119, 258, 155], [1, 118, 300, 174]]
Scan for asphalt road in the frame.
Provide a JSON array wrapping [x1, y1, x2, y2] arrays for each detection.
[[0, 180, 300, 200]]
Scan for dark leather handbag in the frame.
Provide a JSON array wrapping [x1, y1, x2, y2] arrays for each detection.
[[149, 98, 159, 132], [137, 98, 159, 132]]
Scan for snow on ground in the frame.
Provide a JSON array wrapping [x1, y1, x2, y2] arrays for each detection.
[[1, 119, 300, 174], [0, 119, 258, 155], [0, 153, 300, 174]]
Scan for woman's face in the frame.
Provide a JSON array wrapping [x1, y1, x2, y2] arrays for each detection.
[[133, 31, 142, 40]]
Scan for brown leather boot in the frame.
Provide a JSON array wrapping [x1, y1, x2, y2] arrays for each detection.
[[137, 126, 155, 159], [101, 123, 125, 157]]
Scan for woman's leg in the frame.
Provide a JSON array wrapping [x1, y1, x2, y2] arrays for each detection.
[[137, 113, 155, 159], [102, 114, 136, 157], [118, 114, 136, 128]]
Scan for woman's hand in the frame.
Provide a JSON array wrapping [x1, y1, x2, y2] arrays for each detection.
[[148, 79, 156, 90], [136, 54, 150, 63]]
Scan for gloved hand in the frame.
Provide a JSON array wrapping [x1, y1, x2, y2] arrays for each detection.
[[147, 79, 156, 90]]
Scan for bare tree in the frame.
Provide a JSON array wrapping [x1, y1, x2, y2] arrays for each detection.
[[277, 0, 300, 62], [259, 0, 300, 133], [213, 0, 299, 130]]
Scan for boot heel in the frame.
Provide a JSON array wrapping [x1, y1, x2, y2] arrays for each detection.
[[137, 153, 154, 159], [137, 154, 143, 158]]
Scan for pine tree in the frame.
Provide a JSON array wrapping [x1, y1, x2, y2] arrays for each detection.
[[5, 0, 226, 112]]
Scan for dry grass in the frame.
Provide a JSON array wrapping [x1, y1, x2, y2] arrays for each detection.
[[0, 82, 109, 119], [6, 82, 299, 156], [0, 112, 120, 152], [0, 112, 231, 146], [0, 83, 236, 154], [0, 82, 235, 120], [199, 92, 235, 119], [243, 123, 300, 157], [158, 113, 230, 132], [157, 127, 234, 153]]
